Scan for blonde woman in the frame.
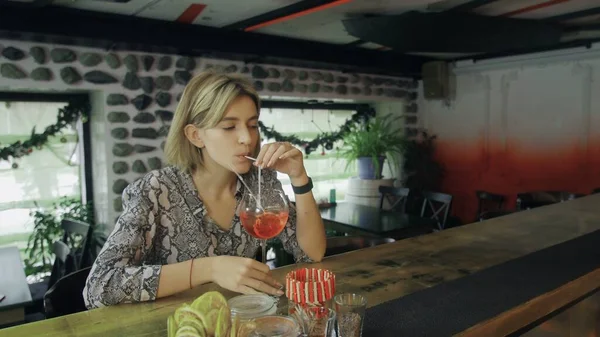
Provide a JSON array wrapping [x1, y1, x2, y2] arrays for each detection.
[[84, 71, 326, 309]]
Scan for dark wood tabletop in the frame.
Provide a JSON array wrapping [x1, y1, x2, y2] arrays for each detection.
[[4, 195, 600, 336], [320, 202, 436, 236]]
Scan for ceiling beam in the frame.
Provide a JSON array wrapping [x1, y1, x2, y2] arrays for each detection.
[[261, 100, 369, 110], [0, 0, 55, 8], [461, 36, 600, 63], [343, 11, 564, 53], [345, 39, 366, 47], [445, 0, 503, 12], [499, 0, 569, 17], [544, 6, 600, 22], [224, 0, 345, 30], [0, 4, 428, 76]]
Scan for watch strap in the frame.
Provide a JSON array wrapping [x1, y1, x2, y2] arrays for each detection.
[[292, 177, 313, 195]]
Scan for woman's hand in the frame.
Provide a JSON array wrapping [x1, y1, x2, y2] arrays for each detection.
[[208, 256, 284, 296], [255, 142, 306, 179]]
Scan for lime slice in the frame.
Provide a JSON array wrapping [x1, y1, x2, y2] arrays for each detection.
[[175, 326, 201, 337], [192, 291, 228, 315], [179, 317, 207, 337], [203, 308, 220, 336], [174, 305, 209, 328], [168, 315, 177, 337], [237, 321, 257, 337], [229, 315, 239, 337], [215, 305, 231, 337]]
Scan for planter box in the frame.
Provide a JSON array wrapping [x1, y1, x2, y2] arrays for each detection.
[[345, 177, 395, 208]]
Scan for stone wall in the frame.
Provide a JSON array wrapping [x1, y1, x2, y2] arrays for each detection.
[[0, 39, 419, 229]]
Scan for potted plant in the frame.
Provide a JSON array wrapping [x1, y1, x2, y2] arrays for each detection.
[[340, 114, 406, 180], [401, 130, 445, 214], [25, 197, 106, 278], [401, 130, 445, 191]]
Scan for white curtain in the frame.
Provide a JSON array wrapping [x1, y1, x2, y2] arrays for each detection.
[[259, 108, 357, 202], [0, 101, 81, 241]]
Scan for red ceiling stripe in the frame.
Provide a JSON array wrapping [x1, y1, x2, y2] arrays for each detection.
[[177, 4, 207, 24], [499, 0, 570, 17], [245, 0, 352, 32]]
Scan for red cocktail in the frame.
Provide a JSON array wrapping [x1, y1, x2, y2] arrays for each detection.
[[240, 208, 288, 239], [238, 188, 289, 264]]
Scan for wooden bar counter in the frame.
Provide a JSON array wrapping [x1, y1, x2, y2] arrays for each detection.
[[4, 194, 600, 337]]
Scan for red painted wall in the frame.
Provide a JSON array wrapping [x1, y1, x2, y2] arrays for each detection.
[[420, 62, 600, 224], [435, 139, 600, 223]]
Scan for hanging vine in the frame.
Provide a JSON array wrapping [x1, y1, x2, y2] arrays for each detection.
[[258, 106, 375, 155], [0, 99, 91, 167]]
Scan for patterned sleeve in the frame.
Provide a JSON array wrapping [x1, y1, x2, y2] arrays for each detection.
[[264, 169, 313, 263], [83, 174, 162, 309]]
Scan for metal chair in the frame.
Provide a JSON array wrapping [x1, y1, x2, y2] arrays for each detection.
[[27, 240, 74, 316], [47, 241, 76, 290], [61, 218, 92, 270], [475, 190, 505, 222], [44, 267, 91, 318], [378, 186, 410, 213], [516, 191, 584, 210], [420, 191, 452, 230]]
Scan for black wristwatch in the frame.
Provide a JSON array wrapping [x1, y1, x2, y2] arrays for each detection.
[[292, 177, 313, 195]]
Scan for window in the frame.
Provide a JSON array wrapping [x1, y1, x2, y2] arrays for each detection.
[[0, 96, 87, 258], [259, 106, 358, 202]]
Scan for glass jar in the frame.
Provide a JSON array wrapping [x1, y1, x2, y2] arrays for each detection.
[[245, 315, 300, 337], [228, 294, 278, 321], [285, 268, 336, 335]]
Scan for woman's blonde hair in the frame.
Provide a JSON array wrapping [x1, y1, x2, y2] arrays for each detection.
[[164, 70, 261, 172]]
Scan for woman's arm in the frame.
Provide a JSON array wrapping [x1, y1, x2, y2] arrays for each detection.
[[84, 174, 283, 308], [262, 168, 326, 263], [83, 175, 216, 307], [83, 177, 162, 309], [289, 171, 326, 262], [255, 142, 327, 263]]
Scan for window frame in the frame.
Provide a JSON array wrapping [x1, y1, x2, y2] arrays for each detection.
[[0, 92, 93, 204], [259, 99, 373, 202]]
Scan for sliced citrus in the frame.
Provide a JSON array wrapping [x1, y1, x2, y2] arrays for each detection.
[[174, 305, 209, 329], [229, 315, 239, 337], [192, 291, 228, 315], [237, 320, 257, 337], [203, 308, 220, 336], [167, 315, 177, 337], [215, 305, 231, 337], [179, 317, 207, 337], [175, 325, 201, 337]]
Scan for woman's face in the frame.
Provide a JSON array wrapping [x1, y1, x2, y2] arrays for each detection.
[[199, 95, 260, 174]]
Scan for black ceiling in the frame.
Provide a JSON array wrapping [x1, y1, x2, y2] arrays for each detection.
[[0, 3, 429, 77], [2, 0, 600, 77]]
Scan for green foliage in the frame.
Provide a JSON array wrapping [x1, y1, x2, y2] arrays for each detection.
[[0, 99, 90, 163], [401, 130, 445, 192], [24, 197, 97, 276], [258, 106, 376, 156], [339, 114, 406, 179]]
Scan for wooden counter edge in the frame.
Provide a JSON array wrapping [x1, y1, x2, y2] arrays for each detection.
[[455, 267, 600, 337]]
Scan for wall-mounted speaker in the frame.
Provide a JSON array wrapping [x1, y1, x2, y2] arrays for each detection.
[[422, 61, 449, 100]]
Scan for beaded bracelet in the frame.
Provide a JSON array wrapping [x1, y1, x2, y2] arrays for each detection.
[[189, 259, 194, 289]]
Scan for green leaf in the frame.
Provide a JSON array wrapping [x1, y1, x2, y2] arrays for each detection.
[[339, 114, 407, 179]]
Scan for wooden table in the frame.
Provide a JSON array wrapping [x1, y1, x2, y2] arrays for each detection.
[[520, 289, 600, 337], [4, 194, 600, 336], [0, 246, 32, 325], [320, 202, 436, 237]]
